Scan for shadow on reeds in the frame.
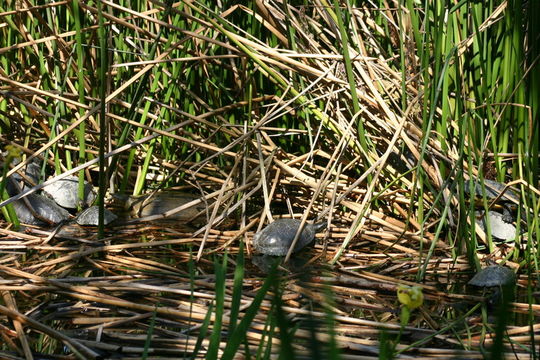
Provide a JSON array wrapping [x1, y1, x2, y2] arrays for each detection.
[[179, 245, 343, 360]]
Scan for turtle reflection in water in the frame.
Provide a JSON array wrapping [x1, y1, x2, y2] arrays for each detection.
[[253, 219, 327, 256]]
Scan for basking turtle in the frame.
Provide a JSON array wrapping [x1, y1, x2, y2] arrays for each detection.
[[464, 179, 519, 203], [475, 210, 517, 241], [253, 219, 326, 256], [43, 175, 96, 209], [76, 206, 117, 226], [469, 265, 516, 305], [465, 179, 522, 235], [4, 173, 70, 225], [112, 191, 208, 223], [469, 265, 515, 288], [12, 193, 71, 225], [9, 160, 41, 190]]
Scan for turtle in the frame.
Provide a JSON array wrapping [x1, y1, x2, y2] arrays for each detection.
[[469, 265, 516, 305], [4, 171, 69, 225], [76, 206, 117, 226], [12, 193, 71, 225], [386, 144, 417, 177], [469, 265, 516, 288], [464, 179, 519, 203], [252, 219, 327, 256], [112, 191, 208, 223], [464, 179, 522, 232], [475, 210, 517, 241], [9, 160, 41, 190], [43, 175, 96, 209]]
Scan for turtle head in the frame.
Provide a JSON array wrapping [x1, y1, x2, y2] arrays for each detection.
[[312, 222, 327, 232]]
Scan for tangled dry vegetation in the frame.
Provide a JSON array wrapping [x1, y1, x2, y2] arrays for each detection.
[[0, 1, 538, 359]]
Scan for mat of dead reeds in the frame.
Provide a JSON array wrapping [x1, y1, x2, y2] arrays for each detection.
[[1, 1, 539, 359]]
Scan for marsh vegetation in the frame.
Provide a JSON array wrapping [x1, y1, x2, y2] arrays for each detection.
[[0, 1, 539, 358]]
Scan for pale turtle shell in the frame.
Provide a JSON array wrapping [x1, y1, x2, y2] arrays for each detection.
[[475, 211, 517, 241], [43, 175, 96, 209]]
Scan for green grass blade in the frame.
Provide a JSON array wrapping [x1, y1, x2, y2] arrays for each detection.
[[221, 262, 279, 360]]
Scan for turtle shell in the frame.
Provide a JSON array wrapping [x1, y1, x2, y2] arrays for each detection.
[[12, 193, 70, 225], [43, 175, 96, 209], [465, 179, 518, 203], [76, 206, 117, 226], [475, 210, 517, 241], [468, 265, 516, 287], [113, 191, 207, 223], [253, 219, 326, 256]]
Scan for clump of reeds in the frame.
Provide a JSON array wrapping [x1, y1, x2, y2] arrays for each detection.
[[0, 0, 538, 358]]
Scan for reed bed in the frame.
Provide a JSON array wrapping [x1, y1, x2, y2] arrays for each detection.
[[0, 0, 539, 358]]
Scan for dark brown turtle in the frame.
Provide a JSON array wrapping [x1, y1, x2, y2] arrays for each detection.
[[253, 219, 326, 256]]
